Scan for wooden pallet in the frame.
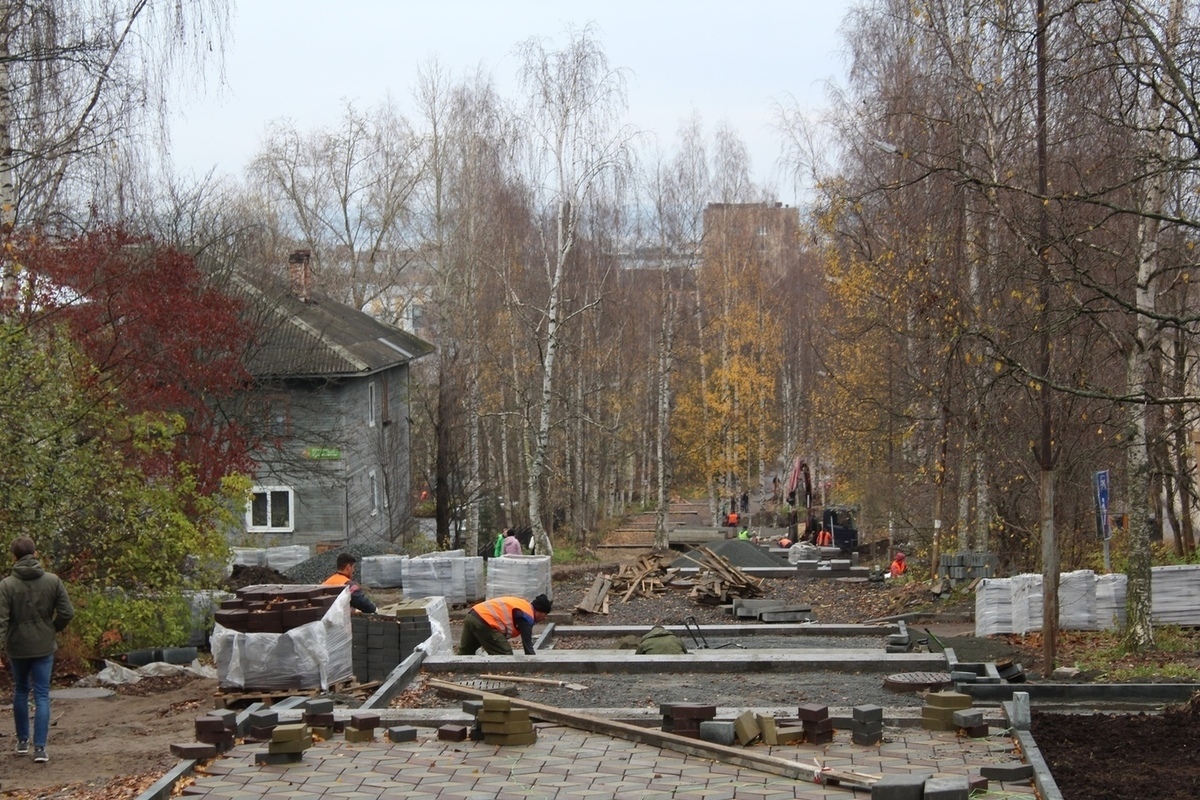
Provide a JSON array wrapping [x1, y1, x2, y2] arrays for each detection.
[[212, 679, 380, 708]]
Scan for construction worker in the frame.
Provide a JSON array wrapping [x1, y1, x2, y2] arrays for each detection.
[[816, 526, 833, 547], [323, 553, 377, 614], [458, 594, 552, 655], [493, 530, 506, 558], [889, 552, 907, 578], [737, 527, 751, 540]]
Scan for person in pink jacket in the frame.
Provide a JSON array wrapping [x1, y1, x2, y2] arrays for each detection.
[[502, 530, 523, 555]]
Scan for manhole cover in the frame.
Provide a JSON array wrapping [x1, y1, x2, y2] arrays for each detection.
[[883, 671, 952, 693]]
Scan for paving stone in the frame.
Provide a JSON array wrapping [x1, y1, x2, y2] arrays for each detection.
[[979, 761, 1033, 782], [170, 741, 218, 759], [698, 720, 737, 746], [438, 724, 469, 742], [304, 698, 335, 714], [387, 725, 418, 743], [853, 705, 884, 724], [797, 703, 829, 722], [870, 772, 928, 800], [952, 709, 983, 728], [922, 775, 969, 800], [925, 691, 972, 710]]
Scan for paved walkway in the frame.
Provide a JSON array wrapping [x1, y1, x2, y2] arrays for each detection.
[[180, 725, 1039, 799]]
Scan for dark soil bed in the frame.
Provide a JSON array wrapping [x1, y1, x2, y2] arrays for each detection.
[[1032, 695, 1200, 800]]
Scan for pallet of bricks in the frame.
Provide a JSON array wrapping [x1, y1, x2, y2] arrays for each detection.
[[210, 583, 353, 696], [351, 600, 433, 683]]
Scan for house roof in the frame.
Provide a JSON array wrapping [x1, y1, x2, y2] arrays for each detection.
[[233, 271, 435, 380]]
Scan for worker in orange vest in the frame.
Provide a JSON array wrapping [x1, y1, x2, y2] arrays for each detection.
[[322, 553, 376, 613], [889, 552, 907, 578], [457, 594, 552, 655], [816, 526, 833, 547]]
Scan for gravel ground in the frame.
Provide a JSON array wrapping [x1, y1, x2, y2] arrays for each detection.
[[398, 670, 922, 712]]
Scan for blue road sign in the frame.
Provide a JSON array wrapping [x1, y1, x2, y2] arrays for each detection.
[[1094, 470, 1111, 541]]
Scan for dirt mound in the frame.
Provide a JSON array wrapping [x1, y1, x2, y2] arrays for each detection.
[[221, 564, 296, 590]]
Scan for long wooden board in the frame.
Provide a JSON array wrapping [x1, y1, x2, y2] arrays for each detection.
[[426, 679, 840, 785]]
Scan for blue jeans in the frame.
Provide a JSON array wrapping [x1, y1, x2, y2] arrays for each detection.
[[11, 654, 53, 748]]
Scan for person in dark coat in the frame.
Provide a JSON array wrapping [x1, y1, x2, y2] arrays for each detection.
[[0, 536, 74, 763]]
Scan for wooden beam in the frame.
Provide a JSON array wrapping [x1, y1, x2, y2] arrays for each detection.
[[426, 679, 821, 783]]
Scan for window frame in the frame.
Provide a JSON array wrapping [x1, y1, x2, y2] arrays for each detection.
[[246, 485, 295, 533]]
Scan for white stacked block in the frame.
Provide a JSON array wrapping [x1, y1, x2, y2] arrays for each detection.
[[229, 548, 266, 571], [265, 545, 311, 573], [1058, 570, 1098, 630], [361, 555, 407, 589], [400, 553, 485, 604], [486, 554, 553, 601], [974, 578, 1013, 636], [1150, 564, 1200, 625], [1011, 573, 1044, 634]]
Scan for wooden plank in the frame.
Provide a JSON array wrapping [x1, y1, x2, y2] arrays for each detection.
[[425, 679, 821, 783]]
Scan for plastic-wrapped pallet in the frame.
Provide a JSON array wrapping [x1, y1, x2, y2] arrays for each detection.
[[1011, 573, 1043, 634], [974, 578, 1013, 636], [419, 595, 454, 655], [361, 555, 407, 589], [1150, 564, 1200, 626], [400, 554, 486, 604], [464, 557, 486, 603], [486, 554, 553, 601], [229, 547, 266, 571], [1058, 570, 1097, 630], [210, 587, 352, 691], [1095, 573, 1127, 630], [265, 545, 311, 573]]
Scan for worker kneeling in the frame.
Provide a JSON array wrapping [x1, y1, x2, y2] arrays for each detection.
[[458, 594, 552, 656], [889, 552, 907, 578]]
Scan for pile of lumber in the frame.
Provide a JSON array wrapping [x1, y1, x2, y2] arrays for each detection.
[[686, 547, 765, 605], [573, 548, 763, 613], [575, 551, 684, 614]]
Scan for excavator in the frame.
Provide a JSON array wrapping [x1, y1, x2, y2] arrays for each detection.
[[784, 458, 859, 553]]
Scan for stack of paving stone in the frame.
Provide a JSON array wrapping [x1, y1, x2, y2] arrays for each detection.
[[755, 713, 804, 745], [193, 709, 238, 753], [255, 722, 313, 766], [798, 703, 834, 744], [885, 621, 911, 653], [921, 690, 973, 732], [303, 698, 336, 739], [344, 711, 380, 743], [660, 702, 716, 739], [213, 584, 341, 634], [937, 551, 998, 584], [469, 696, 537, 745], [247, 708, 280, 741], [851, 704, 884, 746], [951, 707, 989, 738], [351, 602, 433, 683]]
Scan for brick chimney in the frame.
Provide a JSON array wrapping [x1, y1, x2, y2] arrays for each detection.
[[287, 249, 312, 302]]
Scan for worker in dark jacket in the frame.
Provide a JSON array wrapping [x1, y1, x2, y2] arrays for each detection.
[[457, 594, 551, 655], [0, 536, 74, 763], [322, 553, 377, 614]]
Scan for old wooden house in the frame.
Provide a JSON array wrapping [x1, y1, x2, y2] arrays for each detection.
[[235, 252, 433, 549]]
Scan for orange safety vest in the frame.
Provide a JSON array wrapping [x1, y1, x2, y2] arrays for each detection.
[[323, 573, 351, 586], [471, 596, 534, 639], [817, 530, 833, 546], [890, 559, 907, 577]]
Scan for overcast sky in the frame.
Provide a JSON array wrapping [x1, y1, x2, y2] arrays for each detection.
[[169, 0, 855, 204]]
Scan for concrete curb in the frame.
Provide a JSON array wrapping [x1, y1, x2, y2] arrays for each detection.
[[1013, 727, 1065, 800], [131, 759, 196, 800], [361, 645, 428, 709], [551, 623, 900, 638], [964, 683, 1198, 705]]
